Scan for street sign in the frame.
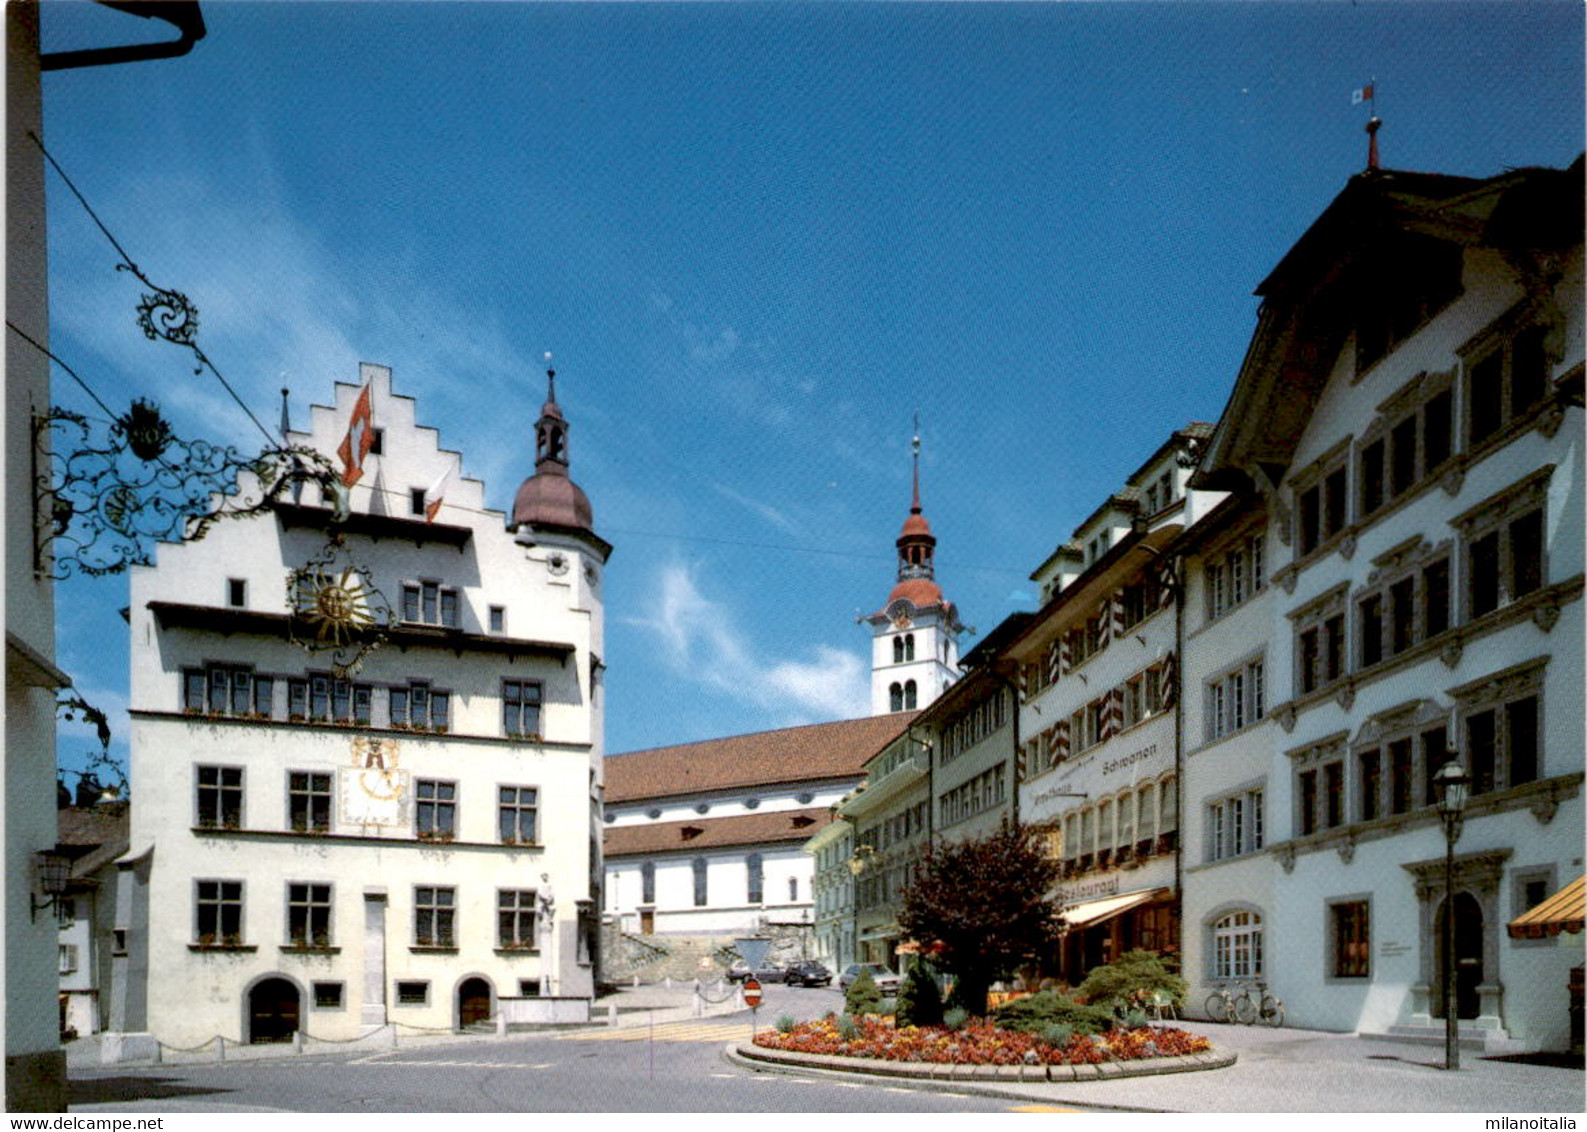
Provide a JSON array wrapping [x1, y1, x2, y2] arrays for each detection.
[[743, 976, 762, 1008]]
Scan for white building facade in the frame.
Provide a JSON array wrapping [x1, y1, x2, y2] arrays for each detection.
[[1011, 428, 1221, 984], [111, 363, 610, 1051], [1188, 159, 1584, 1049]]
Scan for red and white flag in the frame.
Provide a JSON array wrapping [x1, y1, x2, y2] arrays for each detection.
[[337, 383, 375, 487], [424, 463, 456, 523], [1351, 84, 1375, 105]]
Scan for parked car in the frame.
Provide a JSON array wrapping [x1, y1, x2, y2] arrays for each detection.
[[783, 960, 832, 987], [726, 960, 786, 984], [838, 963, 901, 994]]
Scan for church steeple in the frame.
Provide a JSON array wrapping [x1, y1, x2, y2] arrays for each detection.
[[862, 415, 963, 716]]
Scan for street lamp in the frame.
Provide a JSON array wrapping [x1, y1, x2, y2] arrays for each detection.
[[1433, 757, 1470, 1071]]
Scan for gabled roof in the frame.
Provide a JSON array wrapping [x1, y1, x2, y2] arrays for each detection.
[[57, 803, 130, 881], [1197, 160, 1584, 491], [604, 807, 831, 858], [605, 713, 919, 804]]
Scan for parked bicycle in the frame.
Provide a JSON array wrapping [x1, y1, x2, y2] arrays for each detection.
[[1205, 982, 1284, 1026]]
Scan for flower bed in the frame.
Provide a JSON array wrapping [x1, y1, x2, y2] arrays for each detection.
[[754, 1015, 1211, 1066]]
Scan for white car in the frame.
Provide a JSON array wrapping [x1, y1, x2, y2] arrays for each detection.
[[838, 963, 901, 994]]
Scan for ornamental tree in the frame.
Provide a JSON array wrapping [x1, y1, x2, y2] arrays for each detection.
[[897, 820, 1062, 1016]]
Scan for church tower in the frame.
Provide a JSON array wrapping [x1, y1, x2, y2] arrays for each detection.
[[864, 421, 963, 715]]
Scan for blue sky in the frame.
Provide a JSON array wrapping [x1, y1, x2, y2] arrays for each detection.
[[39, 2, 1584, 784]]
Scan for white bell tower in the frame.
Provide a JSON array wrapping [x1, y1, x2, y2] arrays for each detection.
[[863, 419, 962, 715]]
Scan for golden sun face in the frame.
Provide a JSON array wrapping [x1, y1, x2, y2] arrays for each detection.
[[296, 567, 374, 645]]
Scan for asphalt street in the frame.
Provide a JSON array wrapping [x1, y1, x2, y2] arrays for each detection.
[[65, 983, 1032, 1114]]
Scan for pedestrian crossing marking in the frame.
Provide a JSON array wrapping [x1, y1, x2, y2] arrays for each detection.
[[552, 1020, 759, 1044]]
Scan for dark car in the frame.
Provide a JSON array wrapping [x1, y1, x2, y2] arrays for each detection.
[[783, 960, 832, 987], [726, 960, 786, 984]]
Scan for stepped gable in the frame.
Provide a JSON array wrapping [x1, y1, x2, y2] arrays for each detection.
[[605, 712, 919, 803], [605, 807, 834, 857]]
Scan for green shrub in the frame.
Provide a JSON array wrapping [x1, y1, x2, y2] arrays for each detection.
[[1121, 1008, 1150, 1030], [775, 1014, 797, 1034], [1076, 950, 1187, 1016], [943, 1006, 969, 1032], [992, 990, 1115, 1037], [896, 964, 945, 1028], [835, 1013, 860, 1040], [1040, 1021, 1075, 1047], [878, 997, 898, 1018], [844, 968, 883, 1015]]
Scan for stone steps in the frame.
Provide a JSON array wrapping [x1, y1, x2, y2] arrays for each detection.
[[1360, 1023, 1527, 1055]]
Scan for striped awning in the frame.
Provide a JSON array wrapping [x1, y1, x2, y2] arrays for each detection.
[[1509, 876, 1585, 940]]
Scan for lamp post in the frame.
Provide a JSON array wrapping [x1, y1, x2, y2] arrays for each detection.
[[1433, 758, 1470, 1071]]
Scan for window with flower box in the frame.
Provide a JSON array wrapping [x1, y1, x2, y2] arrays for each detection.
[[185, 664, 272, 718], [497, 889, 537, 950], [286, 882, 332, 948], [415, 779, 456, 841], [391, 682, 449, 731], [194, 879, 243, 946], [502, 679, 543, 739], [414, 886, 455, 948], [288, 771, 333, 834], [498, 786, 538, 845], [305, 674, 371, 724], [196, 765, 243, 829]]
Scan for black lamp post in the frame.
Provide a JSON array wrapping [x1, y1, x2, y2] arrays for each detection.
[[1433, 757, 1470, 1071]]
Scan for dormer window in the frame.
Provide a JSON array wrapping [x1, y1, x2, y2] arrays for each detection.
[[409, 488, 426, 517]]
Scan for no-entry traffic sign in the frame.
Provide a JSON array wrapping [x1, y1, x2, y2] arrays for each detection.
[[743, 977, 762, 1008]]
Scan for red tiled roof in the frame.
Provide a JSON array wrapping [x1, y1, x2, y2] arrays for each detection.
[[605, 807, 833, 858], [605, 713, 918, 803]]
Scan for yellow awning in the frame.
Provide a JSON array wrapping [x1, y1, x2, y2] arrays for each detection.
[[1509, 876, 1585, 940], [1058, 887, 1169, 930]]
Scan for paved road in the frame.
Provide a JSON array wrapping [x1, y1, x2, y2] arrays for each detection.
[[66, 984, 1036, 1114]]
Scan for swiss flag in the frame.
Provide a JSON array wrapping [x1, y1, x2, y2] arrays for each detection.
[[337, 383, 374, 487]]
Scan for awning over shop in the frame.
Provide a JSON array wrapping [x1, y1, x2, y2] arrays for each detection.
[[858, 925, 901, 943], [1509, 876, 1585, 940], [1057, 888, 1170, 931]]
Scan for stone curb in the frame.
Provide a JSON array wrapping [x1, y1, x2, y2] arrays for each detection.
[[729, 1038, 1237, 1085]]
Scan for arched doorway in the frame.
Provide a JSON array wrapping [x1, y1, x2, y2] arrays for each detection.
[[458, 977, 492, 1029], [1435, 892, 1483, 1020], [248, 977, 301, 1044]]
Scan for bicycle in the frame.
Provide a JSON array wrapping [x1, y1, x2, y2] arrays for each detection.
[[1205, 982, 1284, 1026], [1230, 981, 1285, 1027]]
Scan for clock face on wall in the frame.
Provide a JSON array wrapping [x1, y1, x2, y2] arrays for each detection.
[[887, 598, 915, 628]]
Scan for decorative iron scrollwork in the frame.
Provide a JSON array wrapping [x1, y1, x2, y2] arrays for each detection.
[[34, 403, 342, 580], [287, 533, 392, 678], [133, 284, 201, 354]]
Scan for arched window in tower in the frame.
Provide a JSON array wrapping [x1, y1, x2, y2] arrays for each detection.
[[904, 680, 918, 710], [904, 634, 916, 662], [893, 636, 905, 664], [889, 683, 903, 713]]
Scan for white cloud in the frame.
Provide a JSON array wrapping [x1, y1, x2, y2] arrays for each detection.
[[710, 481, 799, 535], [630, 561, 868, 724]]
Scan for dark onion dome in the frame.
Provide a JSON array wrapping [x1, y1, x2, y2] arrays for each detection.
[[509, 357, 596, 535]]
